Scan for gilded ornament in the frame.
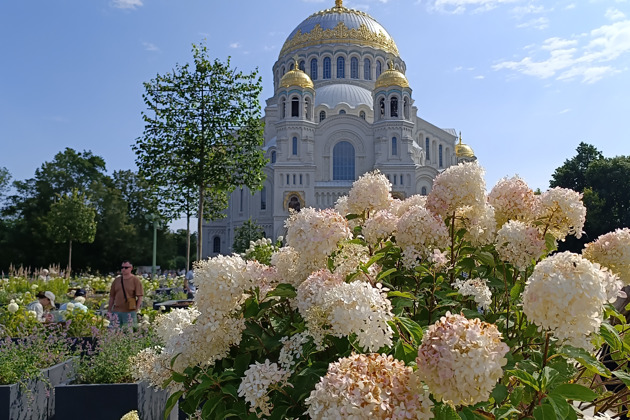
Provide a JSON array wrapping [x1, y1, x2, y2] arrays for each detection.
[[455, 132, 475, 158]]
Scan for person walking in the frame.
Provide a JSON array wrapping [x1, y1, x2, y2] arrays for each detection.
[[108, 260, 143, 327]]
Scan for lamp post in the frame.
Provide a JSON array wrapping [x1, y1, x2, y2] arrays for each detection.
[[150, 214, 161, 279]]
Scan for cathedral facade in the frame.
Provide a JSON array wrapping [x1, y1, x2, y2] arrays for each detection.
[[202, 0, 475, 258]]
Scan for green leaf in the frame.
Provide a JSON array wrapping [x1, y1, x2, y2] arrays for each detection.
[[544, 232, 557, 253], [533, 404, 555, 420], [267, 283, 297, 299], [221, 384, 239, 400], [475, 250, 496, 267], [377, 267, 398, 282], [508, 369, 540, 391], [495, 407, 521, 419], [396, 316, 424, 344], [600, 322, 623, 351], [171, 371, 187, 383], [394, 340, 417, 364], [491, 383, 508, 404], [388, 291, 416, 300], [164, 390, 184, 420], [544, 394, 571, 419], [434, 403, 461, 420], [233, 352, 252, 376], [560, 346, 611, 377], [550, 383, 597, 402], [510, 282, 524, 302], [612, 371, 630, 388], [201, 394, 224, 418]]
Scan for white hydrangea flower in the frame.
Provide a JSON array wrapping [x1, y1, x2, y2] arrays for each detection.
[[416, 312, 508, 406], [237, 360, 288, 417], [583, 228, 630, 285], [346, 170, 392, 217], [426, 161, 487, 220], [489, 175, 537, 227], [7, 301, 19, 313], [453, 278, 492, 310], [536, 187, 586, 241], [284, 207, 353, 266], [306, 353, 434, 420], [130, 347, 179, 392], [278, 332, 310, 372], [496, 220, 546, 270], [270, 246, 320, 289], [456, 204, 497, 246], [362, 209, 398, 245], [395, 194, 428, 217], [154, 307, 200, 346], [331, 242, 371, 278], [396, 205, 449, 268], [522, 252, 622, 350]]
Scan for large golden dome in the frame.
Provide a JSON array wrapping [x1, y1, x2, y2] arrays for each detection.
[[279, 66, 314, 89], [374, 61, 409, 89], [280, 0, 399, 58], [455, 133, 475, 158]]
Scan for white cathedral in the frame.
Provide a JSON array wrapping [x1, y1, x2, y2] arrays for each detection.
[[202, 0, 476, 258]]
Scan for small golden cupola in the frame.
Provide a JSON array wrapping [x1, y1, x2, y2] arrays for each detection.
[[374, 60, 409, 90], [279, 57, 314, 89], [455, 132, 476, 160]]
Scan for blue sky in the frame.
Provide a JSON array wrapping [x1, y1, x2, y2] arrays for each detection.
[[1, 0, 629, 230]]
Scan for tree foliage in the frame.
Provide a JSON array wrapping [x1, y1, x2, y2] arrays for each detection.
[[46, 189, 97, 276], [550, 142, 630, 252], [232, 219, 266, 254], [134, 42, 267, 260]]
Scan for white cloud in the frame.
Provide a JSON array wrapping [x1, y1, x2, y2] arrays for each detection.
[[142, 42, 160, 52], [564, 3, 576, 10], [559, 108, 571, 114], [605, 8, 626, 21], [493, 17, 630, 83], [428, 0, 520, 14], [230, 42, 241, 49], [516, 17, 549, 30], [111, 0, 143, 10], [474, 75, 485, 79]]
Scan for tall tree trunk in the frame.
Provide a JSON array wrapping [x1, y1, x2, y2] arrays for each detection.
[[197, 184, 204, 261], [67, 239, 72, 279], [186, 208, 191, 270]]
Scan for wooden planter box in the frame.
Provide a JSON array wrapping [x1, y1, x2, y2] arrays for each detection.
[[54, 381, 177, 420], [0, 358, 76, 420]]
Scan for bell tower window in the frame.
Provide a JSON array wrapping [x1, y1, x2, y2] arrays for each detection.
[[323, 57, 331, 79], [310, 58, 318, 80], [291, 97, 299, 117], [364, 58, 371, 80], [337, 56, 345, 78], [292, 137, 298, 155], [319, 111, 326, 122], [392, 137, 398, 156], [351, 57, 358, 79], [390, 97, 398, 118]]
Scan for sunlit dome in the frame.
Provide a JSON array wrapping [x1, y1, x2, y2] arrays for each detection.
[[314, 84, 373, 109], [279, 67, 314, 89], [279, 0, 399, 59], [374, 61, 409, 89], [455, 133, 475, 158]]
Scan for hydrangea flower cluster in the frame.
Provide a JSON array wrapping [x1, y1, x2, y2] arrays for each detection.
[[7, 300, 18, 313], [237, 360, 289, 417], [396, 205, 449, 267], [582, 228, 630, 285], [522, 252, 622, 349], [306, 353, 434, 420], [346, 170, 392, 216], [488, 176, 537, 227], [130, 347, 176, 392], [426, 161, 486, 220], [496, 220, 547, 270], [332, 242, 371, 278], [153, 307, 200, 347], [278, 332, 310, 372], [395, 194, 428, 217], [296, 270, 394, 351], [536, 187, 586, 241], [416, 312, 508, 406], [452, 278, 492, 310], [362, 209, 398, 245], [456, 204, 497, 246]]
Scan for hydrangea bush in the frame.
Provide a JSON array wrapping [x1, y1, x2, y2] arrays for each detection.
[[132, 162, 630, 420]]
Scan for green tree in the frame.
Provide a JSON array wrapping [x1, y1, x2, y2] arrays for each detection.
[[549, 143, 630, 252], [0, 166, 10, 199], [232, 219, 266, 254], [46, 189, 97, 277], [134, 42, 267, 260]]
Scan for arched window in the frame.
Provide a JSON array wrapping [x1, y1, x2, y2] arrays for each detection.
[[291, 97, 299, 117], [260, 186, 267, 210], [337, 56, 345, 78], [280, 98, 286, 118], [439, 144, 443, 167], [379, 98, 385, 118], [299, 60, 305, 71], [323, 57, 331, 79], [350, 57, 358, 79], [421, 187, 427, 196], [390, 97, 398, 117], [319, 110, 326, 122], [339, 109, 346, 114], [359, 111, 366, 120], [400, 174, 403, 185], [310, 58, 318, 80], [213, 236, 221, 254], [289, 62, 294, 70], [333, 141, 355, 180], [364, 58, 371, 80], [403, 97, 410, 119], [392, 137, 398, 156], [376, 60, 382, 78], [304, 97, 311, 120], [281, 66, 285, 76], [271, 150, 276, 164], [425, 137, 430, 161], [292, 137, 298, 155]]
